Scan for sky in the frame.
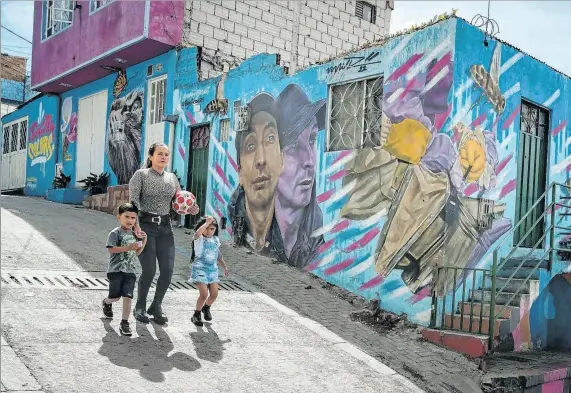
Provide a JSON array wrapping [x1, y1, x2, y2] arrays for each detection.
[[1, 1, 570, 76]]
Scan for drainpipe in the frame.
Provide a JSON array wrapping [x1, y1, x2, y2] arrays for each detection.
[[51, 93, 62, 171]]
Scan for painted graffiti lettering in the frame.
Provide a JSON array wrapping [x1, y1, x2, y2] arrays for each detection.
[[326, 51, 382, 74], [28, 113, 55, 166], [182, 97, 204, 108], [204, 98, 228, 115]]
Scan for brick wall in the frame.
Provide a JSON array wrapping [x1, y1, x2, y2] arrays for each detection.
[[183, 0, 393, 79]]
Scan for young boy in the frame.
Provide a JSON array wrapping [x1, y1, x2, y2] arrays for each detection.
[[102, 202, 147, 336]]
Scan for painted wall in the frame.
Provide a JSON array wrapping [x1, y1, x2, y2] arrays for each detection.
[[31, 0, 149, 89], [173, 17, 571, 339], [2, 94, 60, 196], [148, 0, 184, 46], [58, 50, 179, 187]]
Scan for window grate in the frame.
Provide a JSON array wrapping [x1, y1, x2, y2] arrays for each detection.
[[149, 78, 167, 125], [355, 1, 376, 24], [3, 127, 10, 154], [327, 76, 384, 151], [18, 120, 28, 150], [45, 0, 74, 38], [90, 0, 113, 13], [10, 124, 18, 153]]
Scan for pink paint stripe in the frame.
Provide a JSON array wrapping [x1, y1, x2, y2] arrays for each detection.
[[332, 150, 352, 164], [185, 110, 196, 124], [227, 152, 239, 172], [495, 153, 513, 175], [359, 275, 384, 290], [542, 380, 564, 393], [407, 286, 431, 304], [387, 53, 424, 82], [502, 105, 520, 130], [426, 52, 452, 81], [317, 239, 335, 254], [471, 113, 487, 128], [328, 169, 347, 182], [551, 120, 568, 137], [213, 190, 226, 205], [215, 163, 231, 188], [345, 227, 381, 252], [499, 179, 517, 199], [464, 183, 479, 197], [304, 258, 322, 272], [399, 78, 417, 99], [317, 189, 335, 203], [566, 162, 571, 172], [178, 142, 186, 160], [434, 104, 452, 131], [324, 257, 356, 275], [330, 219, 350, 234], [215, 209, 224, 218], [226, 226, 233, 236]]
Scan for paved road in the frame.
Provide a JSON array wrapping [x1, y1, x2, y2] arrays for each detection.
[[1, 196, 425, 393]]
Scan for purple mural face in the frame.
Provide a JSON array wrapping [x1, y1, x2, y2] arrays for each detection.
[[277, 117, 318, 208]]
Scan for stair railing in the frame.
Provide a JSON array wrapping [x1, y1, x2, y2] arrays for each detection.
[[488, 182, 571, 349]]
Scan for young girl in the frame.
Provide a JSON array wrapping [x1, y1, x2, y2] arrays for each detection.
[[190, 216, 229, 326]]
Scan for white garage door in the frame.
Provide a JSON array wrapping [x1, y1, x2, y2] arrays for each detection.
[[1, 117, 28, 191]]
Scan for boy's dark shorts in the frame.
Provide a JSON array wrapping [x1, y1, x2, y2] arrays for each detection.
[[107, 272, 136, 299]]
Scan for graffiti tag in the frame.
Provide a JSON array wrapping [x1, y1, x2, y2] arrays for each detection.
[[28, 114, 55, 166], [325, 51, 382, 74], [204, 98, 229, 115]]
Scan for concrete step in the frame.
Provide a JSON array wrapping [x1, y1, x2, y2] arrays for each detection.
[[483, 276, 536, 294], [499, 257, 547, 270], [421, 328, 489, 358], [470, 289, 522, 307], [443, 313, 509, 337], [458, 302, 519, 320], [496, 266, 541, 280]]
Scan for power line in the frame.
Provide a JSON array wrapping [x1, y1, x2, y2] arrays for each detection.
[[1, 25, 32, 45]]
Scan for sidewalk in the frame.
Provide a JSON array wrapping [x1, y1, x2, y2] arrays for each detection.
[[173, 227, 484, 393]]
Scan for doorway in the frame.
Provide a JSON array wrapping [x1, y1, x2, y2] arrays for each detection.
[[185, 124, 210, 229], [76, 91, 108, 185], [513, 99, 550, 248], [144, 75, 167, 158], [1, 117, 27, 191]]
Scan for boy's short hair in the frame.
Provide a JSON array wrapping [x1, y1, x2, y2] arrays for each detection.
[[118, 202, 139, 215]]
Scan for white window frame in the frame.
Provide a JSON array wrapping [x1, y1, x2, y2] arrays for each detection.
[[148, 76, 167, 125], [89, 0, 114, 15], [44, 0, 75, 40], [326, 75, 384, 152], [219, 118, 231, 142], [355, 1, 377, 24]]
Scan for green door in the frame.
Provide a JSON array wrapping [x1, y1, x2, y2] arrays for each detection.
[[185, 124, 210, 229], [513, 100, 550, 248]]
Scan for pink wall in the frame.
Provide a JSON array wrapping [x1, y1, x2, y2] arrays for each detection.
[[31, 0, 146, 88], [148, 1, 184, 45]]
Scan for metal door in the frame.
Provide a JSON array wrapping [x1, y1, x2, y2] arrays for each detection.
[[185, 124, 210, 229], [76, 91, 107, 185], [513, 100, 549, 248], [1, 117, 28, 191]]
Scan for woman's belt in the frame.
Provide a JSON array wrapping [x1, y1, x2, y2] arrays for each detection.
[[139, 211, 170, 225]]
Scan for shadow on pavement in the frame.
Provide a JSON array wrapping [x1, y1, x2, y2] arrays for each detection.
[[98, 319, 201, 382], [190, 323, 231, 363]]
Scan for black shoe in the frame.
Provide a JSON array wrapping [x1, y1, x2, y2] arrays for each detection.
[[202, 304, 212, 321], [191, 311, 203, 327], [119, 320, 132, 336], [102, 299, 113, 319], [148, 303, 168, 325], [133, 308, 150, 323]]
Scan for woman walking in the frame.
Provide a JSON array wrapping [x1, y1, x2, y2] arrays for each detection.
[[129, 142, 199, 324]]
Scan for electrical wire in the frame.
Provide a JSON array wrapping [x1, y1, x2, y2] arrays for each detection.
[[1, 25, 33, 44]]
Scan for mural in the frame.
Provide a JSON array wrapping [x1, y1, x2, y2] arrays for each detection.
[[61, 97, 77, 162], [106, 88, 144, 185], [28, 102, 56, 169], [228, 84, 326, 268]]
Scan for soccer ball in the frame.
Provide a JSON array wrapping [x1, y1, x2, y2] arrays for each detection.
[[172, 190, 196, 215]]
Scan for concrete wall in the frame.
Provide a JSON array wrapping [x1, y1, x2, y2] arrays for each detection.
[[183, 0, 392, 79]]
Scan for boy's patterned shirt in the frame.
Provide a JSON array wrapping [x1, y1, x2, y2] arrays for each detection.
[[106, 227, 138, 274]]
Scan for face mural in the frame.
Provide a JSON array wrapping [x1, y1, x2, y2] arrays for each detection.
[[106, 88, 144, 185], [228, 85, 325, 267]]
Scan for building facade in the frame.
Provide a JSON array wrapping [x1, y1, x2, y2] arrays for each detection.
[[3, 10, 570, 354]]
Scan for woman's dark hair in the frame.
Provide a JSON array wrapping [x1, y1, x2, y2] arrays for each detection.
[[144, 142, 169, 168], [190, 216, 219, 261]]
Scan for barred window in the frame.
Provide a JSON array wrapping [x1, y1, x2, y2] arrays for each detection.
[[19, 120, 28, 150], [45, 0, 74, 38], [356, 1, 376, 24], [90, 0, 113, 13], [10, 124, 19, 153], [219, 119, 230, 142], [3, 127, 10, 154], [327, 76, 384, 151]]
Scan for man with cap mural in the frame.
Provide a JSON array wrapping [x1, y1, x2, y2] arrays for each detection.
[[228, 92, 284, 254], [273, 84, 325, 269]]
